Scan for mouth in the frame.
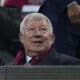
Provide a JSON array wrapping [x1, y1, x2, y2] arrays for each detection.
[[32, 40, 44, 44]]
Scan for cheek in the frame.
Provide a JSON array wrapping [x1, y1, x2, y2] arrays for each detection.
[[23, 36, 31, 47], [44, 34, 53, 44], [43, 34, 51, 40], [23, 33, 34, 45]]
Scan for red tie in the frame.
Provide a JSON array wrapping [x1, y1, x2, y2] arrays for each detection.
[[29, 49, 51, 65], [30, 56, 41, 65]]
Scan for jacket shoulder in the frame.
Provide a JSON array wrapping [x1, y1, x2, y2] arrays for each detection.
[[56, 52, 80, 65]]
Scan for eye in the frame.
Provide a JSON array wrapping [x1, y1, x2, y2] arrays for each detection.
[[40, 28, 47, 31], [28, 28, 35, 31]]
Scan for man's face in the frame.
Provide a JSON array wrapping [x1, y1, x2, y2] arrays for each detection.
[[20, 19, 55, 56]]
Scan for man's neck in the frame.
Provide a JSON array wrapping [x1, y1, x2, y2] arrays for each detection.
[[25, 50, 47, 57]]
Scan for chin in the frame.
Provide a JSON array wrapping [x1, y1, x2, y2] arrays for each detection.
[[31, 47, 47, 52]]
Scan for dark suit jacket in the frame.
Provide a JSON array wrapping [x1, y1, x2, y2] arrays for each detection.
[[39, 0, 80, 56], [14, 48, 80, 65]]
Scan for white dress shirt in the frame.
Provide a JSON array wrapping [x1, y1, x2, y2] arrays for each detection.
[[26, 56, 32, 64]]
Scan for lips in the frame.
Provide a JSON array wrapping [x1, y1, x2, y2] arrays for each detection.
[[32, 40, 43, 44]]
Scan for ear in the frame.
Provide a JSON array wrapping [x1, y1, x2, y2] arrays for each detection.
[[51, 33, 55, 45], [19, 33, 24, 44]]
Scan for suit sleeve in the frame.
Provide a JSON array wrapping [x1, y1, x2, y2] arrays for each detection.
[[40, 0, 76, 13], [39, 0, 76, 27], [39, 0, 59, 27]]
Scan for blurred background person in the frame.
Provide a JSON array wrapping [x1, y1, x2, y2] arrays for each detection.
[[0, 0, 21, 64]]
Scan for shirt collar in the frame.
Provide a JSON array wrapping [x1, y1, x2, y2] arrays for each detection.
[[26, 56, 32, 63]]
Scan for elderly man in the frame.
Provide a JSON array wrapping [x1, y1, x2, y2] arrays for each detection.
[[14, 13, 80, 65]]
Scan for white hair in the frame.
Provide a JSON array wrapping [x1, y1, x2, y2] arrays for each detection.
[[20, 13, 53, 34]]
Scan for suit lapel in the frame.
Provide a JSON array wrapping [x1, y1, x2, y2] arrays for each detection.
[[37, 49, 60, 65]]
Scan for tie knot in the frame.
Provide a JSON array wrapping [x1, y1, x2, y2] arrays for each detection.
[[29, 57, 40, 65], [29, 57, 35, 62]]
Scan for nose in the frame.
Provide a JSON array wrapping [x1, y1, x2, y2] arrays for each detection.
[[36, 29, 41, 34], [34, 29, 41, 35], [34, 29, 42, 38]]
